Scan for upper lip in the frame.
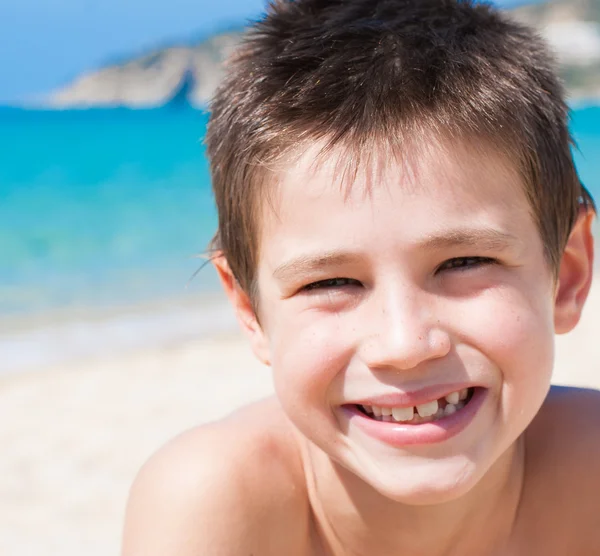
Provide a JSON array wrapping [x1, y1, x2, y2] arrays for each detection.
[[346, 384, 482, 408]]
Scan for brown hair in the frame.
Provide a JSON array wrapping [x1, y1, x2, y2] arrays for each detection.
[[206, 0, 595, 300]]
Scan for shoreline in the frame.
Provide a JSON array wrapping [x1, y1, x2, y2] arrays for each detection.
[[0, 291, 236, 376]]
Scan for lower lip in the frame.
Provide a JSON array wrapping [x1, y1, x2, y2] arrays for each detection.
[[342, 388, 487, 447]]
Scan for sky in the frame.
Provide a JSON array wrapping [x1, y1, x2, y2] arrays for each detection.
[[0, 0, 539, 103]]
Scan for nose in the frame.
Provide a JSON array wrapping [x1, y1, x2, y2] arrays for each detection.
[[359, 286, 451, 371]]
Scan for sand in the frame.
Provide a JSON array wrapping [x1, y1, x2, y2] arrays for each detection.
[[1, 281, 599, 556]]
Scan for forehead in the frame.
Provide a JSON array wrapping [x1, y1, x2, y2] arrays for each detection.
[[264, 136, 528, 232]]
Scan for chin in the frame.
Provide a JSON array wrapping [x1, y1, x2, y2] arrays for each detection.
[[360, 455, 485, 506]]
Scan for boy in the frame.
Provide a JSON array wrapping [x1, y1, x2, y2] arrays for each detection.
[[122, 1, 599, 554]]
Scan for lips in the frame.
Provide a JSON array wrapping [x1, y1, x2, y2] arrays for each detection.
[[342, 387, 487, 446]]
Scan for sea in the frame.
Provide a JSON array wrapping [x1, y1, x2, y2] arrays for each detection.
[[1, 104, 599, 373]]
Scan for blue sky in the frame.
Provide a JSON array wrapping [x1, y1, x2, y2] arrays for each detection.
[[0, 0, 538, 103]]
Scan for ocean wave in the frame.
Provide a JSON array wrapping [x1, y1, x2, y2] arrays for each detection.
[[0, 294, 238, 375]]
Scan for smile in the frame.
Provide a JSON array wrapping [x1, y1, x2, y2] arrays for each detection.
[[357, 388, 473, 425], [343, 387, 487, 446]]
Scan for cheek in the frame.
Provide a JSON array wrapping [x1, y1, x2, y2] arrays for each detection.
[[455, 286, 555, 415], [461, 291, 553, 353], [268, 310, 353, 420]]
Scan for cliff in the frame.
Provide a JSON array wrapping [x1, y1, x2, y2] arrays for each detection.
[[48, 1, 600, 108], [48, 31, 243, 109]]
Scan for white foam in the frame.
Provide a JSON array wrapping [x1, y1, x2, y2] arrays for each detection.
[[0, 297, 238, 375]]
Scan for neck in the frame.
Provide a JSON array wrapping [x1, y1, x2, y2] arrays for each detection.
[[303, 438, 525, 556]]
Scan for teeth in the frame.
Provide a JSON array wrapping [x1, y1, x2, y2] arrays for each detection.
[[445, 391, 460, 405], [444, 404, 457, 416], [392, 406, 414, 422], [416, 399, 439, 418], [363, 389, 472, 424]]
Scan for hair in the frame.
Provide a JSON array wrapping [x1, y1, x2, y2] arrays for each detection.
[[206, 0, 595, 301]]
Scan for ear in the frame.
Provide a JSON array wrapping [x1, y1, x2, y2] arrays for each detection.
[[554, 210, 595, 334], [212, 254, 271, 366]]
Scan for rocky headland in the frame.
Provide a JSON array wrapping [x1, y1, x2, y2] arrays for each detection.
[[48, 31, 243, 109]]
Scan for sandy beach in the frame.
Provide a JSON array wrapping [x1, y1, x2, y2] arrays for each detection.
[[1, 280, 599, 556]]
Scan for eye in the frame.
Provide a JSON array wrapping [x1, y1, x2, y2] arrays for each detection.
[[302, 277, 362, 291], [437, 256, 496, 273]]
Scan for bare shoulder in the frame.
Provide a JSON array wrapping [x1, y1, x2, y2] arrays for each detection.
[[121, 397, 311, 556], [528, 385, 600, 463], [519, 386, 600, 550]]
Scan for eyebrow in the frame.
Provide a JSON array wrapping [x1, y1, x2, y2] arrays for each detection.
[[272, 251, 360, 282], [272, 228, 521, 282], [419, 228, 521, 251]]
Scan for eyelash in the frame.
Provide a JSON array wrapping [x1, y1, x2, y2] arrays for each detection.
[[302, 277, 361, 291], [436, 256, 497, 273], [301, 257, 497, 291]]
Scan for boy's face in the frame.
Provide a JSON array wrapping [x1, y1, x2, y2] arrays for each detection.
[[234, 138, 587, 503]]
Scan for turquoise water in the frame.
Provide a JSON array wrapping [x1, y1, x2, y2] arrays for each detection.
[[0, 107, 218, 316], [1, 105, 599, 319], [571, 106, 600, 201]]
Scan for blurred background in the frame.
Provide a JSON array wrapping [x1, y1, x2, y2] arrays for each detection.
[[1, 0, 599, 554]]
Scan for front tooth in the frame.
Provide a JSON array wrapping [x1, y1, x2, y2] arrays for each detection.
[[416, 399, 439, 418], [392, 406, 414, 422], [459, 388, 469, 401], [372, 406, 382, 417], [445, 391, 460, 405], [381, 407, 393, 416]]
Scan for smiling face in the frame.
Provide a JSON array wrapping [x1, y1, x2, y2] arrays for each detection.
[[226, 137, 564, 503]]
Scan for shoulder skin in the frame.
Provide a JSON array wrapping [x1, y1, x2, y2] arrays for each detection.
[[120, 398, 313, 556], [516, 385, 600, 554]]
